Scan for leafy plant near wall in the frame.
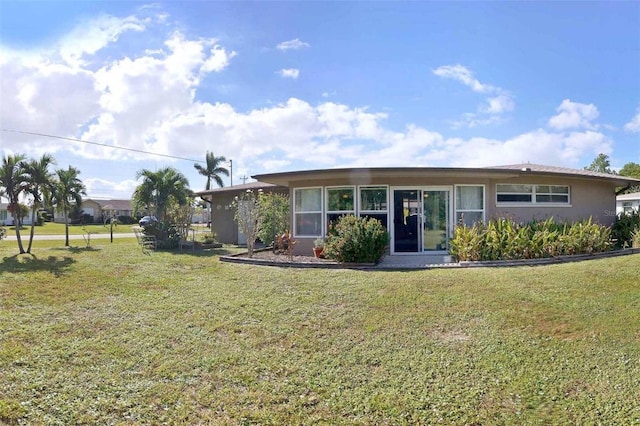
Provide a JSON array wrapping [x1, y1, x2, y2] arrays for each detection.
[[257, 192, 290, 251], [324, 215, 389, 263], [450, 217, 612, 262], [611, 211, 640, 248]]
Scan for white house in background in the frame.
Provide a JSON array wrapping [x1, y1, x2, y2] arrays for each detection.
[[617, 191, 640, 215], [0, 203, 32, 226]]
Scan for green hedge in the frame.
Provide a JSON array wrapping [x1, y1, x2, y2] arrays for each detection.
[[324, 215, 389, 263], [611, 211, 640, 248], [450, 217, 612, 262]]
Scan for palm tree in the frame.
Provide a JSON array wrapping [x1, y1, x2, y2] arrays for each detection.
[[194, 152, 229, 190], [132, 167, 191, 222], [0, 154, 28, 253], [194, 152, 229, 229], [22, 154, 55, 253], [52, 166, 86, 247]]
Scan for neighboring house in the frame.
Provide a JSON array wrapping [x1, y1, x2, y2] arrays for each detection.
[[617, 191, 640, 215], [0, 203, 32, 226], [196, 182, 288, 244], [249, 163, 640, 256], [53, 199, 134, 223]]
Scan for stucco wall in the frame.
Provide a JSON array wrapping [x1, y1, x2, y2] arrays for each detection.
[[488, 177, 617, 225], [208, 192, 239, 244], [207, 187, 289, 245]]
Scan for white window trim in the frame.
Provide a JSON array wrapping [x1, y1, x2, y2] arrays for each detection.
[[454, 184, 486, 225], [358, 185, 389, 214], [496, 184, 571, 207], [325, 186, 356, 216], [293, 186, 323, 237]]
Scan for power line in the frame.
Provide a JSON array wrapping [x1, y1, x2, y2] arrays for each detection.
[[0, 128, 206, 163]]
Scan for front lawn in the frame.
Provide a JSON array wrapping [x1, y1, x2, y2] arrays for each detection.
[[1, 241, 639, 424]]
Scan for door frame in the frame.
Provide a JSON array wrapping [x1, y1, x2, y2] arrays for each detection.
[[390, 186, 454, 255]]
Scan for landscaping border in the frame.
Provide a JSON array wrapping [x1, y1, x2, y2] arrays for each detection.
[[220, 248, 640, 270]]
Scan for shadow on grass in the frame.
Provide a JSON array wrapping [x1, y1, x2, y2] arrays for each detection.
[[51, 246, 101, 254], [0, 253, 76, 276], [168, 247, 239, 257]]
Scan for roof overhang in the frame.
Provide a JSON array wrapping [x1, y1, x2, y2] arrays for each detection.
[[253, 166, 640, 188]]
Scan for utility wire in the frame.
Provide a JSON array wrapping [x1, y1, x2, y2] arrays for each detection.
[[0, 128, 206, 163]]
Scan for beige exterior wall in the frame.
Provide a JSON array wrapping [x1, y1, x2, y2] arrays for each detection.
[[206, 187, 289, 245], [208, 192, 240, 245], [286, 171, 619, 255], [488, 177, 617, 225]]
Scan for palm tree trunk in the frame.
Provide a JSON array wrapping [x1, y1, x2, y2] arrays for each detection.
[[14, 215, 25, 254], [27, 207, 36, 253], [64, 211, 70, 247]]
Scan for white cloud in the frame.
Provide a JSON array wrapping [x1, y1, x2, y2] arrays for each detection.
[[433, 64, 515, 128], [278, 68, 300, 79], [484, 94, 515, 114], [58, 14, 147, 68], [276, 38, 310, 51], [548, 99, 599, 130], [624, 109, 640, 133], [432, 64, 494, 93]]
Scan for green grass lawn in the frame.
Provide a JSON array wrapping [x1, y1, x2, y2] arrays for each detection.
[[1, 240, 639, 424]]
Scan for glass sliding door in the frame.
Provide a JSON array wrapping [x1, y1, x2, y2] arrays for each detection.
[[392, 187, 451, 253], [393, 189, 420, 252], [422, 190, 450, 251]]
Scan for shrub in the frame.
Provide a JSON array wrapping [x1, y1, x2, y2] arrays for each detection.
[[611, 211, 640, 248], [324, 215, 388, 263], [117, 215, 136, 225], [143, 221, 179, 249], [450, 217, 612, 262]]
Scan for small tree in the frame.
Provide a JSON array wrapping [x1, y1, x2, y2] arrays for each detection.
[[167, 199, 196, 241], [257, 192, 290, 251], [233, 189, 261, 257]]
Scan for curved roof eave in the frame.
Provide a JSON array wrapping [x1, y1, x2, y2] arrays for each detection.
[[253, 165, 640, 187]]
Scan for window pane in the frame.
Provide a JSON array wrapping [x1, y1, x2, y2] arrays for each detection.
[[497, 193, 532, 203], [456, 186, 483, 210], [536, 194, 569, 203], [360, 187, 387, 211], [456, 211, 483, 227], [295, 213, 322, 235], [327, 188, 354, 211], [550, 186, 569, 194], [536, 185, 550, 193], [295, 188, 321, 212], [497, 184, 532, 194]]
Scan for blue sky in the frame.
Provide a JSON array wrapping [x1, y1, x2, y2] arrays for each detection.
[[1, 1, 639, 199]]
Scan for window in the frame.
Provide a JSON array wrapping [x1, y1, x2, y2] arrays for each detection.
[[0, 210, 7, 222], [294, 187, 322, 237], [455, 185, 484, 227], [496, 184, 532, 203], [496, 184, 570, 205], [622, 201, 634, 214], [326, 186, 355, 226], [359, 186, 388, 228], [535, 185, 569, 204]]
